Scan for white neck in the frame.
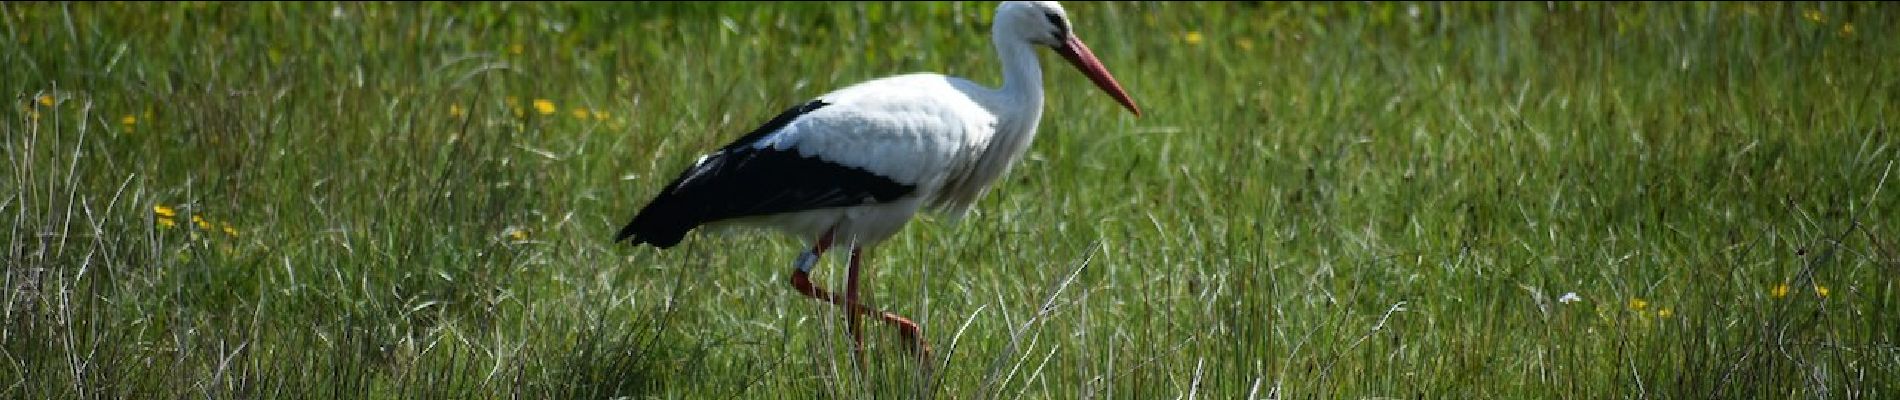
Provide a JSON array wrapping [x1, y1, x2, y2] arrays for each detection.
[[992, 34, 1045, 113], [930, 31, 1047, 217]]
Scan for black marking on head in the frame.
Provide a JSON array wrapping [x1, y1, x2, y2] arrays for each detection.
[[614, 100, 915, 248], [1044, 12, 1070, 42]]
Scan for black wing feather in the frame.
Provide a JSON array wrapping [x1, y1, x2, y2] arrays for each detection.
[[615, 100, 916, 248]]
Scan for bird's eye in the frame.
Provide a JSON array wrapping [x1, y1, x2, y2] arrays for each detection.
[[1043, 12, 1069, 41]]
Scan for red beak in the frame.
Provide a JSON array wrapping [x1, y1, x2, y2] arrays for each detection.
[[1055, 35, 1141, 117]]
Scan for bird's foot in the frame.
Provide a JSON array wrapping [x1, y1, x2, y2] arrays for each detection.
[[880, 312, 933, 362]]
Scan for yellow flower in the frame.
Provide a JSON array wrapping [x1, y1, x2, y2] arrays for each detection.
[[221, 222, 238, 237], [1841, 23, 1855, 37], [1771, 283, 1790, 299], [509, 43, 524, 55], [1804, 9, 1824, 23], [37, 94, 54, 106], [192, 214, 212, 230], [1628, 298, 1648, 311], [1183, 31, 1203, 45], [533, 99, 556, 115], [571, 107, 591, 120], [1656, 308, 1673, 318], [122, 114, 138, 125], [508, 228, 528, 241], [157, 218, 177, 229], [1815, 285, 1829, 298], [449, 104, 466, 117], [153, 204, 177, 218], [591, 110, 611, 121]]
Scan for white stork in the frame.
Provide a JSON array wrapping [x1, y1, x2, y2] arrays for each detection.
[[614, 1, 1139, 357]]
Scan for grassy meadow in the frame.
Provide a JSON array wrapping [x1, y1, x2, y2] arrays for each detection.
[[5, 1, 1898, 398]]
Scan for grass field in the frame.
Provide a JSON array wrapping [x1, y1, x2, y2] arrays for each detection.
[[5, 1, 1897, 398]]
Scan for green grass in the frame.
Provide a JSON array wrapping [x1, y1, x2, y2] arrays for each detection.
[[4, 1, 1897, 398]]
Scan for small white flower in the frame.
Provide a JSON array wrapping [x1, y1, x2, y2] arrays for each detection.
[[1558, 292, 1582, 304]]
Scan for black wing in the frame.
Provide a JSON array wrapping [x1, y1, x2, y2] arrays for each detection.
[[615, 100, 916, 248]]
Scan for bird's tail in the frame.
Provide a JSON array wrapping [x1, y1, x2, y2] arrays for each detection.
[[614, 201, 695, 249]]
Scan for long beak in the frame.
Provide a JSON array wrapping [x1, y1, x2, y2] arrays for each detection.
[[1055, 35, 1141, 117]]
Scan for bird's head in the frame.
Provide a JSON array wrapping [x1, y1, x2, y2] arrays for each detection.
[[994, 1, 1141, 116]]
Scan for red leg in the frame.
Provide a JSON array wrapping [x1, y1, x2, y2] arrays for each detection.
[[789, 228, 838, 306], [882, 312, 930, 359], [789, 228, 840, 316], [845, 247, 931, 359], [786, 231, 933, 360], [845, 247, 866, 349]]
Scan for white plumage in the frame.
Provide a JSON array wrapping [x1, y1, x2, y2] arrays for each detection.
[[727, 74, 1009, 246], [616, 1, 1139, 357]]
